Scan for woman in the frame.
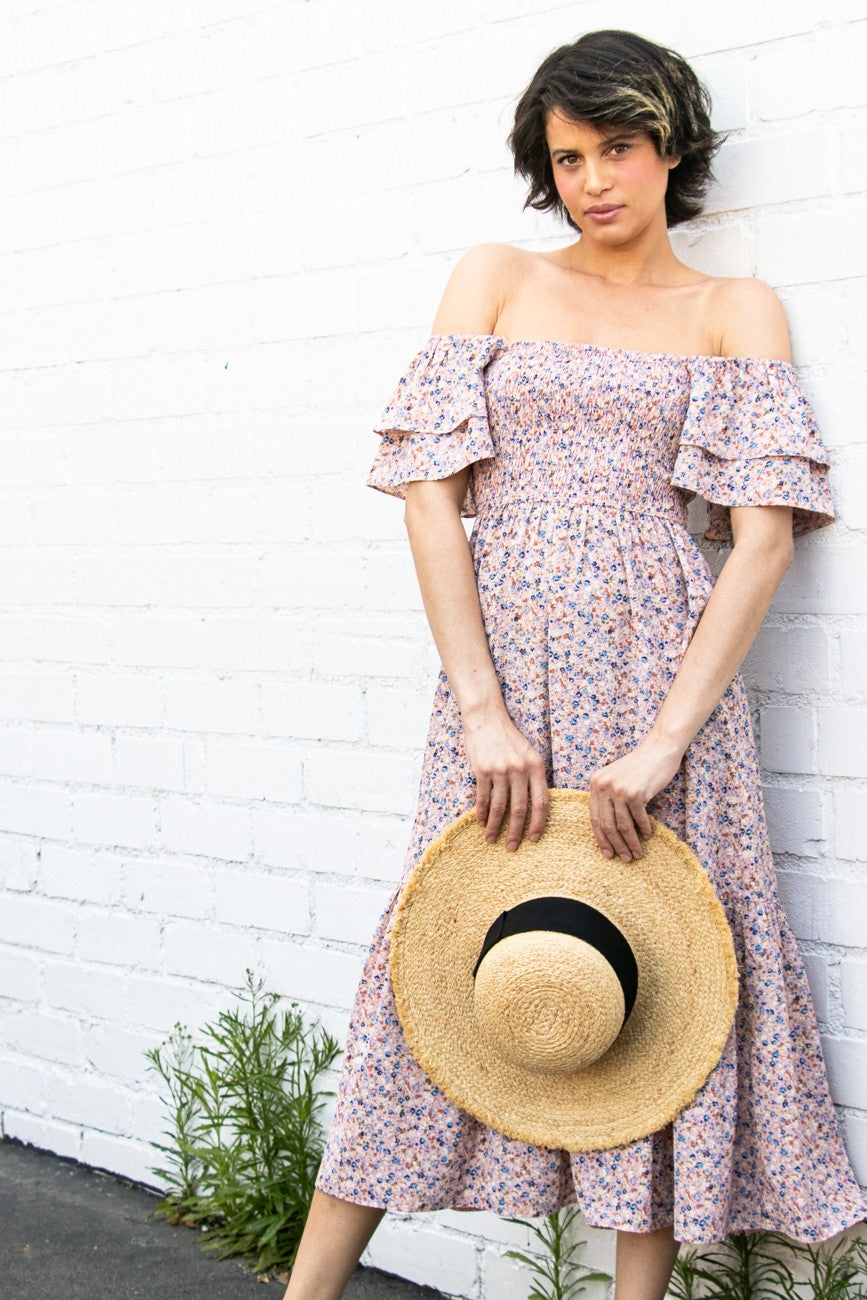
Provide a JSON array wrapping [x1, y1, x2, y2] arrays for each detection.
[[284, 29, 865, 1300]]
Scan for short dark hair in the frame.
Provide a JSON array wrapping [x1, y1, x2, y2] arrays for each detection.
[[507, 29, 727, 230]]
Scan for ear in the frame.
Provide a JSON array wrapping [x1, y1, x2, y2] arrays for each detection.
[[666, 155, 681, 170]]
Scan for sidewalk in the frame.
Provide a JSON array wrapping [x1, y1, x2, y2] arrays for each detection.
[[0, 1137, 446, 1298]]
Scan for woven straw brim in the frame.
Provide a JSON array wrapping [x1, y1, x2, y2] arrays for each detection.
[[389, 789, 738, 1152]]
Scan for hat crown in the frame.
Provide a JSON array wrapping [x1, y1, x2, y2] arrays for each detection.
[[473, 931, 626, 1074]]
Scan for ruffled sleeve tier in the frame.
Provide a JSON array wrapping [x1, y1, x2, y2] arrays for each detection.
[[673, 356, 835, 546], [367, 333, 507, 516]]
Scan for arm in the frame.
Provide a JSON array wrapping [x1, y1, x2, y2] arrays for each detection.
[[590, 279, 797, 862], [406, 243, 549, 852]]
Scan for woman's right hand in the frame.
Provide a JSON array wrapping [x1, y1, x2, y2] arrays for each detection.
[[460, 703, 549, 851]]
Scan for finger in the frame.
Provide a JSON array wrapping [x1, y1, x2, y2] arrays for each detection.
[[475, 774, 492, 828], [589, 781, 614, 858], [628, 801, 653, 854], [527, 762, 549, 841], [485, 777, 509, 844], [600, 799, 634, 861], [505, 774, 529, 851], [635, 803, 654, 840], [616, 804, 646, 860]]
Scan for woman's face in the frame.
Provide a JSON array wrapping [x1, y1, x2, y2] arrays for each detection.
[[544, 109, 679, 241]]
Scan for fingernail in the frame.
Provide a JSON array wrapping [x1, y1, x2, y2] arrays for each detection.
[[602, 848, 613, 857], [529, 833, 540, 842]]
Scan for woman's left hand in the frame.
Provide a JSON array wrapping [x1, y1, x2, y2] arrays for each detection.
[[588, 734, 686, 863]]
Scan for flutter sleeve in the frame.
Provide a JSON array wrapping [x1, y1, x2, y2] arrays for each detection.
[[671, 356, 836, 546], [367, 333, 507, 517]]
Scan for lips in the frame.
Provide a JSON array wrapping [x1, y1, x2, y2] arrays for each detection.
[[585, 205, 623, 214]]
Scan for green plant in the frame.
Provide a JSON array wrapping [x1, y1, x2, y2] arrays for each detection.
[[144, 967, 340, 1273], [505, 1205, 612, 1299], [668, 1245, 716, 1299], [667, 1231, 867, 1300], [766, 1232, 867, 1299]]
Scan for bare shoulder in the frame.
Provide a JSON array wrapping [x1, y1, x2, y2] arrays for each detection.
[[430, 243, 523, 336], [710, 276, 793, 362]]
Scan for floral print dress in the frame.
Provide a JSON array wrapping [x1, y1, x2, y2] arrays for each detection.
[[314, 334, 866, 1244]]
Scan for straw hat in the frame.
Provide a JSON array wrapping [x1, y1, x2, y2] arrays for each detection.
[[389, 788, 738, 1151]]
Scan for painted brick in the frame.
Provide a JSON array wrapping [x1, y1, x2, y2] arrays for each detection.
[[30, 728, 113, 786], [124, 857, 212, 921], [833, 786, 866, 862], [79, 1132, 158, 1188], [43, 1070, 133, 1136], [159, 797, 250, 862], [0, 896, 77, 956], [114, 735, 186, 792], [0, 672, 75, 724], [252, 806, 357, 873], [109, 615, 202, 668], [755, 29, 867, 119], [802, 954, 831, 1024], [314, 882, 389, 945], [43, 960, 126, 1021], [838, 445, 867, 531], [842, 1114, 867, 1187], [214, 867, 310, 934], [362, 1214, 479, 1297], [5, 1008, 83, 1068], [258, 938, 363, 1010], [0, 839, 41, 893], [0, 947, 42, 1003], [757, 205, 867, 286], [126, 972, 225, 1035], [305, 748, 421, 816], [355, 814, 411, 883], [162, 678, 258, 736], [28, 616, 112, 665], [72, 790, 157, 850], [366, 686, 434, 748], [1, 1113, 83, 1162], [822, 1036, 867, 1110], [760, 707, 815, 775], [162, 921, 255, 986], [741, 626, 832, 694], [201, 616, 309, 673], [205, 739, 303, 802], [75, 909, 163, 971], [816, 709, 867, 779], [260, 683, 365, 743], [82, 1021, 159, 1085], [777, 872, 866, 948], [841, 960, 867, 1033], [76, 673, 162, 728], [761, 786, 827, 857], [39, 845, 122, 907]]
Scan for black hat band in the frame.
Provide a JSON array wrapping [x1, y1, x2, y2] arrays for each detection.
[[472, 895, 639, 1025]]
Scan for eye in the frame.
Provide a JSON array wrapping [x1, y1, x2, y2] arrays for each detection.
[[556, 153, 579, 166], [609, 141, 633, 155]]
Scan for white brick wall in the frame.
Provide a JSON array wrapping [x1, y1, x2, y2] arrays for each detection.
[[1, 3, 865, 1296]]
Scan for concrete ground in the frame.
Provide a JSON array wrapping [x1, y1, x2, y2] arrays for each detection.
[[0, 1137, 446, 1299]]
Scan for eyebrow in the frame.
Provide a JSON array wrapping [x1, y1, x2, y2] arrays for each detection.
[[550, 131, 640, 157]]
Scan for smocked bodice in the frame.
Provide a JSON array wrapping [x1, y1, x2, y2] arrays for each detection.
[[368, 333, 835, 546], [473, 340, 691, 524]]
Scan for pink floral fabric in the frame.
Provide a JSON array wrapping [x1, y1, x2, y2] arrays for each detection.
[[314, 335, 864, 1244]]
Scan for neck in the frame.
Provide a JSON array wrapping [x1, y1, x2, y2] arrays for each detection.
[[566, 218, 683, 287]]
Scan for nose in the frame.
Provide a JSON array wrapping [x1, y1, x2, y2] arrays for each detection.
[[583, 158, 611, 195]]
